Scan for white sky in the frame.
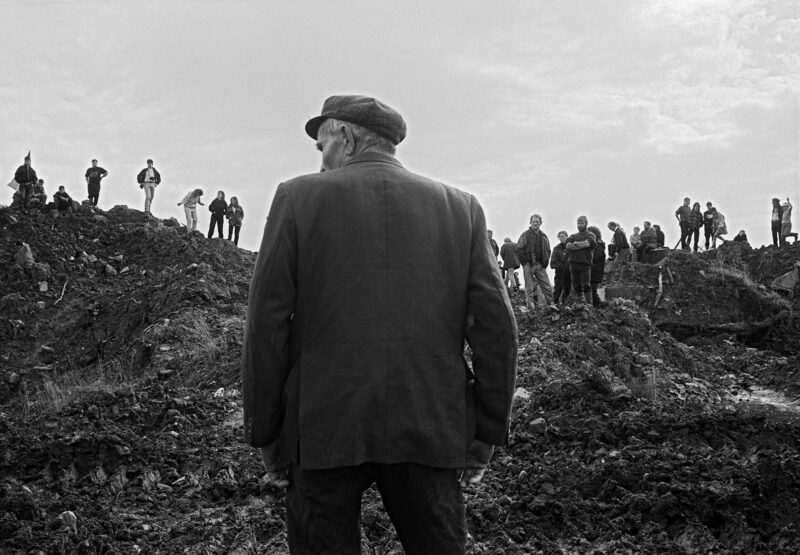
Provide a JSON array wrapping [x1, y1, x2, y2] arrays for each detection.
[[1, 0, 798, 251]]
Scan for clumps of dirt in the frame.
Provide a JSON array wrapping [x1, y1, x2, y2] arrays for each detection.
[[2, 205, 800, 553]]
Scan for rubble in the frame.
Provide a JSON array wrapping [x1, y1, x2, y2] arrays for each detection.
[[1, 205, 800, 553]]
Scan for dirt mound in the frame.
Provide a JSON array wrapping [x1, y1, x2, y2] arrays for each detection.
[[2, 207, 800, 554]]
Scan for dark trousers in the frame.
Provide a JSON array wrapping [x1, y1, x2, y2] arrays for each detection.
[[679, 220, 691, 249], [553, 267, 571, 304], [591, 281, 602, 307], [228, 224, 241, 246], [208, 213, 224, 238], [690, 228, 700, 251], [772, 221, 782, 247], [19, 182, 34, 205], [88, 183, 100, 206], [704, 226, 713, 249], [287, 462, 466, 554], [569, 263, 592, 303]]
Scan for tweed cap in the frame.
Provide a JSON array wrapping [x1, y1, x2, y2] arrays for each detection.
[[305, 95, 407, 145]]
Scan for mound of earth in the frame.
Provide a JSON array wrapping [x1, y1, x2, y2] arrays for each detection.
[[1, 206, 800, 554]]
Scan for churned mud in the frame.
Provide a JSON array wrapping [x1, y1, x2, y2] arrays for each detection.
[[2, 206, 799, 554]]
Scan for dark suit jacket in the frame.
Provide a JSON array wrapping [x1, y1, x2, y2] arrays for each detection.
[[242, 152, 517, 470]]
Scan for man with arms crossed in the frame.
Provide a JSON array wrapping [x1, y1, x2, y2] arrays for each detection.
[[242, 95, 518, 554]]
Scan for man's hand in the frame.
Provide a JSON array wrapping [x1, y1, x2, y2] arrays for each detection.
[[260, 441, 290, 488], [458, 439, 494, 487]]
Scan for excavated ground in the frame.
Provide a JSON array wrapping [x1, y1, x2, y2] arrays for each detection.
[[1, 206, 799, 554]]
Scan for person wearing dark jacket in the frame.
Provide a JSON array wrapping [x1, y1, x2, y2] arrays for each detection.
[[653, 224, 665, 247], [606, 221, 630, 265], [771, 198, 783, 247], [675, 197, 691, 249], [137, 159, 162, 214], [500, 237, 520, 289], [208, 191, 228, 239], [588, 226, 607, 307], [549, 230, 571, 305], [703, 202, 716, 250], [733, 230, 749, 244], [566, 216, 596, 304], [53, 186, 72, 211], [14, 154, 38, 207], [516, 214, 554, 309], [488, 230, 499, 259], [688, 202, 704, 252], [226, 196, 245, 246], [242, 95, 517, 553]]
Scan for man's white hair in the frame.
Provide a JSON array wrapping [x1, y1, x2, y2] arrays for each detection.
[[318, 118, 396, 155]]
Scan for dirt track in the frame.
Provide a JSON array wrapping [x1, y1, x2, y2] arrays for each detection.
[[2, 206, 800, 554]]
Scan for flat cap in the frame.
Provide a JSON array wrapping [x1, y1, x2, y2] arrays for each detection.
[[305, 95, 407, 145]]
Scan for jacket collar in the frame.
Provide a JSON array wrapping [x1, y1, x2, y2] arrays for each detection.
[[343, 152, 404, 169]]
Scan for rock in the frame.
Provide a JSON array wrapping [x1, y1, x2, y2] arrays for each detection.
[[105, 264, 117, 277], [512, 387, 530, 408], [35, 301, 46, 310], [51, 510, 78, 534], [528, 418, 547, 434], [496, 494, 513, 506], [14, 242, 34, 268], [94, 215, 108, 222], [185, 263, 199, 274], [7, 373, 20, 385], [636, 353, 655, 365], [120, 266, 130, 274], [38, 281, 48, 292], [213, 387, 225, 398], [518, 470, 528, 481]]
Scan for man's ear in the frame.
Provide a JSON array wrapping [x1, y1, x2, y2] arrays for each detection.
[[342, 125, 357, 155]]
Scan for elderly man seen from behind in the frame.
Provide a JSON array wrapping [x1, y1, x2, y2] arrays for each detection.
[[242, 95, 518, 554]]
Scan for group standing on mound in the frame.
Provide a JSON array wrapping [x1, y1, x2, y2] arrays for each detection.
[[6, 153, 247, 247]]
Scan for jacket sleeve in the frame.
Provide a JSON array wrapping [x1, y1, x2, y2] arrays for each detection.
[[242, 184, 297, 447], [549, 247, 560, 270], [465, 196, 518, 446], [154, 169, 161, 184], [137, 169, 145, 184]]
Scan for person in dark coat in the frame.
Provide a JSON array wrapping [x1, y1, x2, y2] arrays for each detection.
[[688, 202, 704, 252], [588, 226, 607, 307], [653, 224, 665, 247], [53, 186, 73, 211], [499, 237, 520, 289], [226, 196, 245, 246], [703, 202, 716, 250], [14, 154, 38, 207], [488, 230, 499, 259], [565, 215, 596, 304], [242, 95, 517, 554], [733, 230, 749, 244], [207, 191, 228, 239], [549, 230, 571, 305]]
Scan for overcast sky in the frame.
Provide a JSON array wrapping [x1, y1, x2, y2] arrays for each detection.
[[1, 0, 798, 252]]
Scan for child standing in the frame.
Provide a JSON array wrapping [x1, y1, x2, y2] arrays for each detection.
[[226, 196, 245, 246]]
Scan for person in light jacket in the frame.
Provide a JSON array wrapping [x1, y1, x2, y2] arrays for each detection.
[[177, 189, 204, 230]]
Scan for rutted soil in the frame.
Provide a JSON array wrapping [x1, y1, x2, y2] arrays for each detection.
[[2, 206, 800, 554]]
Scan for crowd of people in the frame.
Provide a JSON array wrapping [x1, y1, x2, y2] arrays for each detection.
[[6, 153, 246, 246], [491, 195, 796, 310]]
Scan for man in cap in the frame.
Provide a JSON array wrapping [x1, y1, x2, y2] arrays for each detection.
[[137, 159, 162, 214], [13, 153, 38, 208], [242, 95, 517, 553], [84, 159, 108, 206]]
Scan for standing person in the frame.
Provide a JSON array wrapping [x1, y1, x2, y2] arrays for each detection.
[[137, 159, 162, 215], [208, 191, 228, 239], [629, 226, 642, 262], [688, 202, 704, 252], [53, 186, 72, 211], [675, 197, 692, 250], [549, 230, 571, 305], [488, 230, 499, 260], [587, 226, 606, 307], [607, 221, 630, 265], [781, 198, 793, 246], [226, 196, 245, 246], [177, 189, 204, 230], [500, 237, 520, 290], [704, 202, 717, 250], [771, 198, 783, 247], [712, 209, 727, 248], [242, 95, 517, 554], [516, 214, 555, 310], [84, 159, 108, 207], [13, 153, 38, 207], [565, 216, 596, 304], [653, 224, 665, 247]]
